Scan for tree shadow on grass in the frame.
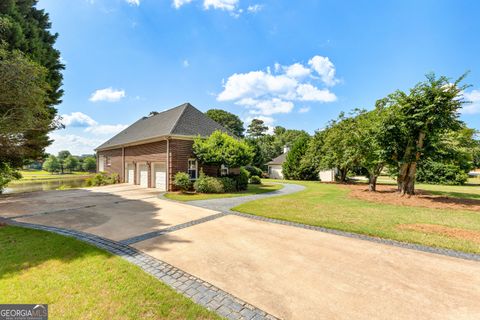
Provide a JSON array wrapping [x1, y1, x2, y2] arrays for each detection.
[[0, 185, 202, 280], [345, 184, 480, 211]]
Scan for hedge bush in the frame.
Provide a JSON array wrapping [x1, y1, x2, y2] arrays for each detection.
[[243, 165, 263, 178], [173, 172, 192, 192], [417, 161, 469, 185], [194, 172, 224, 193], [228, 167, 249, 191], [219, 177, 236, 192], [86, 172, 119, 186], [249, 175, 261, 184]]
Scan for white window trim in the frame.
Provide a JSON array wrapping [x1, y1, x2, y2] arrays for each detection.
[[220, 164, 229, 176], [188, 158, 198, 180]]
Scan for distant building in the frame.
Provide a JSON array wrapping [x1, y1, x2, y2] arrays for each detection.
[[266, 146, 336, 182]]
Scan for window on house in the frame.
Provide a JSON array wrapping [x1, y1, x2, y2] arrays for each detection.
[[220, 164, 229, 176], [106, 156, 111, 167], [188, 159, 197, 179]]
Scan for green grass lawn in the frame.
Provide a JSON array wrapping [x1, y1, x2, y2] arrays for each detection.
[[233, 180, 480, 254], [352, 175, 480, 201], [0, 226, 220, 320], [164, 183, 283, 202], [9, 170, 94, 184]]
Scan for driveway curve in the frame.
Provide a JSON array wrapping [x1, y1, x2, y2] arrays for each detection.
[[179, 183, 305, 212]]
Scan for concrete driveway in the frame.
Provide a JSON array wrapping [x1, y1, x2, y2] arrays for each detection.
[[0, 184, 217, 241], [2, 184, 480, 319]]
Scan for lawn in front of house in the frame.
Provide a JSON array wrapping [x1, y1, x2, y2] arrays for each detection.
[[164, 183, 283, 202], [0, 226, 220, 320], [233, 180, 480, 254]]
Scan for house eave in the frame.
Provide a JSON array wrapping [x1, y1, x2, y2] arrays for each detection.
[[95, 134, 198, 152]]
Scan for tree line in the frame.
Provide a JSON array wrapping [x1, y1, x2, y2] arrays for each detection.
[[42, 151, 97, 174], [205, 73, 480, 195]]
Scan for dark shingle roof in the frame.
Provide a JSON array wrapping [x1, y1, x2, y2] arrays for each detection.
[[96, 103, 230, 150], [267, 153, 287, 165]]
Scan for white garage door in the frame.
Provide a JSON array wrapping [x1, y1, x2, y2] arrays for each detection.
[[153, 163, 166, 191], [138, 164, 148, 187], [126, 164, 134, 184]]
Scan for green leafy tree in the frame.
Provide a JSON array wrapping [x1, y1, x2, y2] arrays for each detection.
[[0, 47, 50, 175], [320, 113, 359, 182], [0, 163, 21, 194], [42, 155, 60, 173], [379, 73, 468, 195], [0, 0, 63, 183], [283, 136, 318, 180], [82, 157, 97, 172], [193, 131, 253, 168], [245, 138, 265, 168], [205, 109, 245, 137], [301, 129, 327, 177], [247, 119, 268, 138], [354, 107, 388, 191], [416, 126, 478, 185], [64, 155, 79, 173], [57, 150, 71, 174]]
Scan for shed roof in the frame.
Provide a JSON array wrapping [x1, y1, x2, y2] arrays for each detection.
[[267, 153, 287, 165]]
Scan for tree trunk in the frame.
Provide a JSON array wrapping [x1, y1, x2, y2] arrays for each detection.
[[368, 175, 377, 191], [397, 131, 425, 196], [338, 168, 347, 183]]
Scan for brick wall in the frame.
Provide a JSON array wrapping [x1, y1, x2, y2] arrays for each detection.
[[169, 139, 220, 190], [125, 141, 167, 187], [97, 148, 122, 180], [98, 138, 222, 191]]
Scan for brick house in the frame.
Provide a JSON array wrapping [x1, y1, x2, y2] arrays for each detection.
[[95, 103, 232, 191]]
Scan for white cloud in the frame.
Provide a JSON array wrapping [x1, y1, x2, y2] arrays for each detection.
[[238, 98, 294, 115], [462, 90, 480, 114], [218, 71, 297, 101], [203, 0, 239, 11], [183, 59, 190, 67], [85, 124, 128, 135], [46, 133, 103, 156], [126, 0, 140, 5], [61, 112, 97, 127], [283, 63, 311, 79], [298, 106, 310, 113], [173, 0, 193, 8], [308, 55, 338, 86], [217, 55, 339, 124], [296, 84, 337, 102], [247, 4, 263, 13], [89, 88, 126, 102], [61, 111, 127, 136]]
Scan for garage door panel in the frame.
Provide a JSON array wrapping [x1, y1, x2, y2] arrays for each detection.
[[138, 164, 148, 187], [153, 163, 166, 191], [126, 164, 134, 184]]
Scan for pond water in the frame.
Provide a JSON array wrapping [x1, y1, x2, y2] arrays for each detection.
[[3, 177, 90, 194]]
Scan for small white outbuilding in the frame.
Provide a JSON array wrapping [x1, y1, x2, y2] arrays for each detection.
[[266, 149, 336, 182]]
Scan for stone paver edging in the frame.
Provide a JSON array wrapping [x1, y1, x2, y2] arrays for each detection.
[[1, 218, 278, 320]]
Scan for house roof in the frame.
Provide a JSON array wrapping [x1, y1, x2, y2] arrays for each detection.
[[267, 152, 287, 165], [96, 103, 230, 151]]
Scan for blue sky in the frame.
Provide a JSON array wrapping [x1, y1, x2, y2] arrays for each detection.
[[38, 0, 480, 155]]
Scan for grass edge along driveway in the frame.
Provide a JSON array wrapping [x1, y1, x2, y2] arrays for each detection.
[[164, 183, 283, 202], [232, 180, 480, 254], [0, 226, 221, 320]]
